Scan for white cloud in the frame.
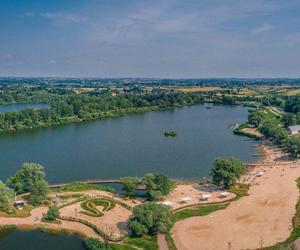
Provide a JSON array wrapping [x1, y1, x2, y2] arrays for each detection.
[[24, 11, 88, 26], [252, 23, 273, 34], [39, 12, 87, 23]]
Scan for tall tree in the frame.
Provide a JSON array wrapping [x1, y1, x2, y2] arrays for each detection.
[[120, 177, 139, 197], [142, 173, 175, 201], [248, 110, 264, 127], [128, 203, 173, 236], [210, 157, 245, 188], [282, 113, 296, 128], [28, 180, 49, 204], [7, 163, 49, 204], [0, 181, 14, 212]]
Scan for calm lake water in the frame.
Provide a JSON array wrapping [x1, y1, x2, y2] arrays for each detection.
[[0, 230, 85, 250], [0, 104, 258, 183], [0, 103, 49, 113]]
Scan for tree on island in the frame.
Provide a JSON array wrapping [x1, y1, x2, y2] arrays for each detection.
[[164, 131, 177, 137], [0, 181, 14, 213], [128, 203, 173, 236], [142, 173, 175, 201], [120, 176, 139, 197], [7, 163, 49, 204], [43, 205, 60, 222], [209, 157, 245, 189]]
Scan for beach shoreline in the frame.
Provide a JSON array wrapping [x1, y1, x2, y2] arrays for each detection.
[[172, 142, 300, 250]]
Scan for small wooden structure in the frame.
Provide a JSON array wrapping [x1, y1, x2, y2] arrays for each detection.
[[14, 200, 25, 207]]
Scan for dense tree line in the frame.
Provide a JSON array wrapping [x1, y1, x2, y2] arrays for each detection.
[[2, 77, 300, 87], [284, 96, 300, 114], [121, 173, 175, 200], [247, 108, 300, 159], [212, 94, 263, 106], [0, 85, 61, 104], [0, 91, 203, 132]]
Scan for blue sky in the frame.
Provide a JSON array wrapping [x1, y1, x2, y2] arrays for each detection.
[[0, 0, 299, 78]]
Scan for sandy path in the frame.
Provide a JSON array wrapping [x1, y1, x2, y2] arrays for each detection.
[[60, 203, 131, 237], [173, 148, 300, 250], [157, 233, 169, 250]]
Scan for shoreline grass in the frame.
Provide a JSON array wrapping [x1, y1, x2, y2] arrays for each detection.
[[51, 182, 115, 193]]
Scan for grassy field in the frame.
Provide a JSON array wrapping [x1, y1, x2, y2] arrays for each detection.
[[172, 203, 228, 222], [165, 234, 178, 250], [124, 235, 158, 250]]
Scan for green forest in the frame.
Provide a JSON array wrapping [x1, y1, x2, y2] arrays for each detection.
[[0, 85, 203, 132]]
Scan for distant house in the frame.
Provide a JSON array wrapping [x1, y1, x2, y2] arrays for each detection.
[[289, 125, 300, 135]]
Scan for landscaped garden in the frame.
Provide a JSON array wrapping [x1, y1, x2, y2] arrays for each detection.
[[80, 198, 116, 217]]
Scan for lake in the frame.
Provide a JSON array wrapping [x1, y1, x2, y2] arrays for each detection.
[[0, 103, 49, 113], [0, 230, 85, 250], [0, 104, 259, 183]]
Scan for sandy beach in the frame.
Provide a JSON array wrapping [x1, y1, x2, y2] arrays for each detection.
[[173, 144, 300, 250]]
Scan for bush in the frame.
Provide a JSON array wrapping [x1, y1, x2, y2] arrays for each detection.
[[84, 238, 109, 250], [283, 137, 300, 159], [43, 205, 60, 222], [120, 177, 139, 197]]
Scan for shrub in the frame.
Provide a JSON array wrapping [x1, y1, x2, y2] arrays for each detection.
[[80, 198, 116, 217], [84, 238, 109, 250], [43, 205, 60, 222]]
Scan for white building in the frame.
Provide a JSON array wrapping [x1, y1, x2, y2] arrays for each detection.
[[289, 125, 300, 135]]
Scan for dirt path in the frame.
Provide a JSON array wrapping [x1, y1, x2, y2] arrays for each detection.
[[173, 147, 300, 250], [157, 233, 169, 250], [0, 206, 101, 239]]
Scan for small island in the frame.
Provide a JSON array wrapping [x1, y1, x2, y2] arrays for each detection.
[[164, 131, 177, 137]]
